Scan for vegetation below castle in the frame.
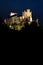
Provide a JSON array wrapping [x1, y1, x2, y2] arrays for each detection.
[[0, 17, 43, 32]]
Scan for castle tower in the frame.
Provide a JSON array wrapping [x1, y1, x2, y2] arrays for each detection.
[[22, 9, 32, 24]]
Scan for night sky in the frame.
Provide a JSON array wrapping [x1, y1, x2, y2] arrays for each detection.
[[0, 0, 43, 25]]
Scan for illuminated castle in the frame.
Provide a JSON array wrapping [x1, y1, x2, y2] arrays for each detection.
[[4, 9, 32, 25], [4, 9, 35, 30], [22, 9, 32, 21]]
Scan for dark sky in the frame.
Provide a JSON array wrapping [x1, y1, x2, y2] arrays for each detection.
[[0, 0, 43, 25]]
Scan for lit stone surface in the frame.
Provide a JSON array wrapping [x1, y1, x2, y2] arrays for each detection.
[[4, 9, 32, 24], [10, 12, 17, 16]]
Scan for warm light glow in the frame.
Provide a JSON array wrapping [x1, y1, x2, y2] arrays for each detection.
[[9, 25, 14, 29], [22, 9, 32, 18], [10, 12, 17, 16]]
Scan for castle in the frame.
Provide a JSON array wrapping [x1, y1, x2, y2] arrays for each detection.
[[4, 9, 32, 25], [4, 9, 39, 30]]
